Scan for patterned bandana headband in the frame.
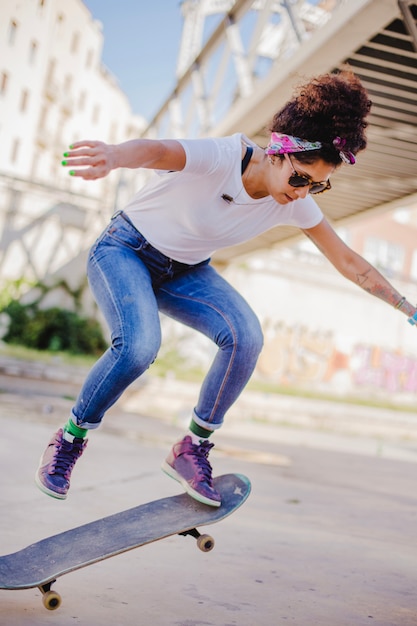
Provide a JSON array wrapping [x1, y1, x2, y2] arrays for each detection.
[[332, 136, 356, 165], [265, 132, 356, 165]]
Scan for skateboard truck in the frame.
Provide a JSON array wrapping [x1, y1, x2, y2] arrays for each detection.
[[38, 580, 62, 611], [178, 527, 215, 552]]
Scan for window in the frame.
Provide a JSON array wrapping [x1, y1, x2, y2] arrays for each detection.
[[410, 250, 417, 281], [109, 122, 118, 143], [38, 105, 47, 131], [364, 237, 404, 277], [20, 89, 29, 112], [0, 72, 9, 96], [71, 32, 80, 54], [64, 74, 73, 92], [37, 1, 46, 18], [92, 104, 100, 124], [29, 40, 38, 65], [86, 49, 94, 69], [78, 90, 86, 110], [46, 58, 56, 81], [11, 138, 20, 164], [8, 20, 18, 45]]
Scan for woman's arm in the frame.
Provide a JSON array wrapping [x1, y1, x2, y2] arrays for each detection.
[[61, 138, 186, 180], [303, 217, 417, 319]]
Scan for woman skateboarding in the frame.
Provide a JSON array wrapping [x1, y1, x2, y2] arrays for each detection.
[[36, 69, 417, 507]]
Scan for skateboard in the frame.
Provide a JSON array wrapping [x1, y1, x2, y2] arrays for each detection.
[[0, 473, 250, 611]]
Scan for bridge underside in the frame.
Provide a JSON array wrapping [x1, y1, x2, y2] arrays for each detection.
[[209, 0, 417, 264]]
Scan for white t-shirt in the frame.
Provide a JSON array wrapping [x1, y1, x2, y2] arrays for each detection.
[[123, 133, 323, 264]]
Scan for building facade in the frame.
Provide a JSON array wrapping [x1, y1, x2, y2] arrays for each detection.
[[0, 0, 146, 295]]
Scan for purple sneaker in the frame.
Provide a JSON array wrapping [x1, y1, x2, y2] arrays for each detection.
[[35, 429, 87, 500], [162, 436, 221, 507]]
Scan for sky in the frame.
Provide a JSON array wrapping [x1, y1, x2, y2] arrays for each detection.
[[82, 1, 184, 122]]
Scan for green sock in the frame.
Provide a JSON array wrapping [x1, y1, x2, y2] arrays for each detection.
[[64, 418, 88, 439], [189, 420, 212, 439]]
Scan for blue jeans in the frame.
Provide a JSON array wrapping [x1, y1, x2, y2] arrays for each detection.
[[72, 212, 263, 432]]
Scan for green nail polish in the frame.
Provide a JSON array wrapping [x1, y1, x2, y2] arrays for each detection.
[[61, 160, 67, 166], [69, 144, 74, 149], [63, 152, 69, 157], [69, 170, 75, 176]]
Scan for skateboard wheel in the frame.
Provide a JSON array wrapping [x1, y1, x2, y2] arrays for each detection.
[[42, 590, 62, 610], [197, 534, 215, 552]]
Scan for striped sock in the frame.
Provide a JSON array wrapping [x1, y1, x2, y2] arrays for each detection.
[[188, 419, 213, 444], [64, 418, 88, 440]]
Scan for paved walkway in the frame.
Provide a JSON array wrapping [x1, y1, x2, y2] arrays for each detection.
[[0, 357, 417, 625]]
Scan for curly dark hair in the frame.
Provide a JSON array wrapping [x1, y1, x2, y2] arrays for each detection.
[[269, 69, 372, 166]]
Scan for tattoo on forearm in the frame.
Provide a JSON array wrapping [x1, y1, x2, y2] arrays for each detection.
[[357, 267, 400, 305], [356, 268, 371, 287]]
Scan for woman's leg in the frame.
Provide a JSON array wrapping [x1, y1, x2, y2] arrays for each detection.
[[159, 264, 263, 506], [73, 231, 161, 428], [157, 263, 264, 430], [36, 218, 162, 499]]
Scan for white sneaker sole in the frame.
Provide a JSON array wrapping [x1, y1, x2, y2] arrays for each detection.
[[34, 471, 68, 500], [161, 461, 221, 508]]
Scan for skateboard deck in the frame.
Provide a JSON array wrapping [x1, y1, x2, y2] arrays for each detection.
[[0, 473, 250, 610]]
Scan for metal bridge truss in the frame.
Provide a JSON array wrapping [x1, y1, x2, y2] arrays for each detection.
[[145, 0, 345, 140]]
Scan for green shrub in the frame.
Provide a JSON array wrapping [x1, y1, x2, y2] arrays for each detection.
[[1, 300, 107, 355]]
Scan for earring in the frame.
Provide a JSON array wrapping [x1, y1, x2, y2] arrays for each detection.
[[268, 156, 274, 164]]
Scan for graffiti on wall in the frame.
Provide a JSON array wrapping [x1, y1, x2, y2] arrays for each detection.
[[257, 321, 334, 384], [352, 344, 417, 393], [257, 320, 417, 394]]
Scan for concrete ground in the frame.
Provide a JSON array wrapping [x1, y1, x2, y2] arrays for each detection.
[[0, 360, 417, 625]]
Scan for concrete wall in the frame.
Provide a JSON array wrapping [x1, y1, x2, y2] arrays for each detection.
[[160, 222, 417, 404]]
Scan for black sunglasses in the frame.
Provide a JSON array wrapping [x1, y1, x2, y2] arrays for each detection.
[[285, 153, 331, 195]]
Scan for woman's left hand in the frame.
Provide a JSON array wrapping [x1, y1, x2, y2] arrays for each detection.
[[62, 140, 117, 180]]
